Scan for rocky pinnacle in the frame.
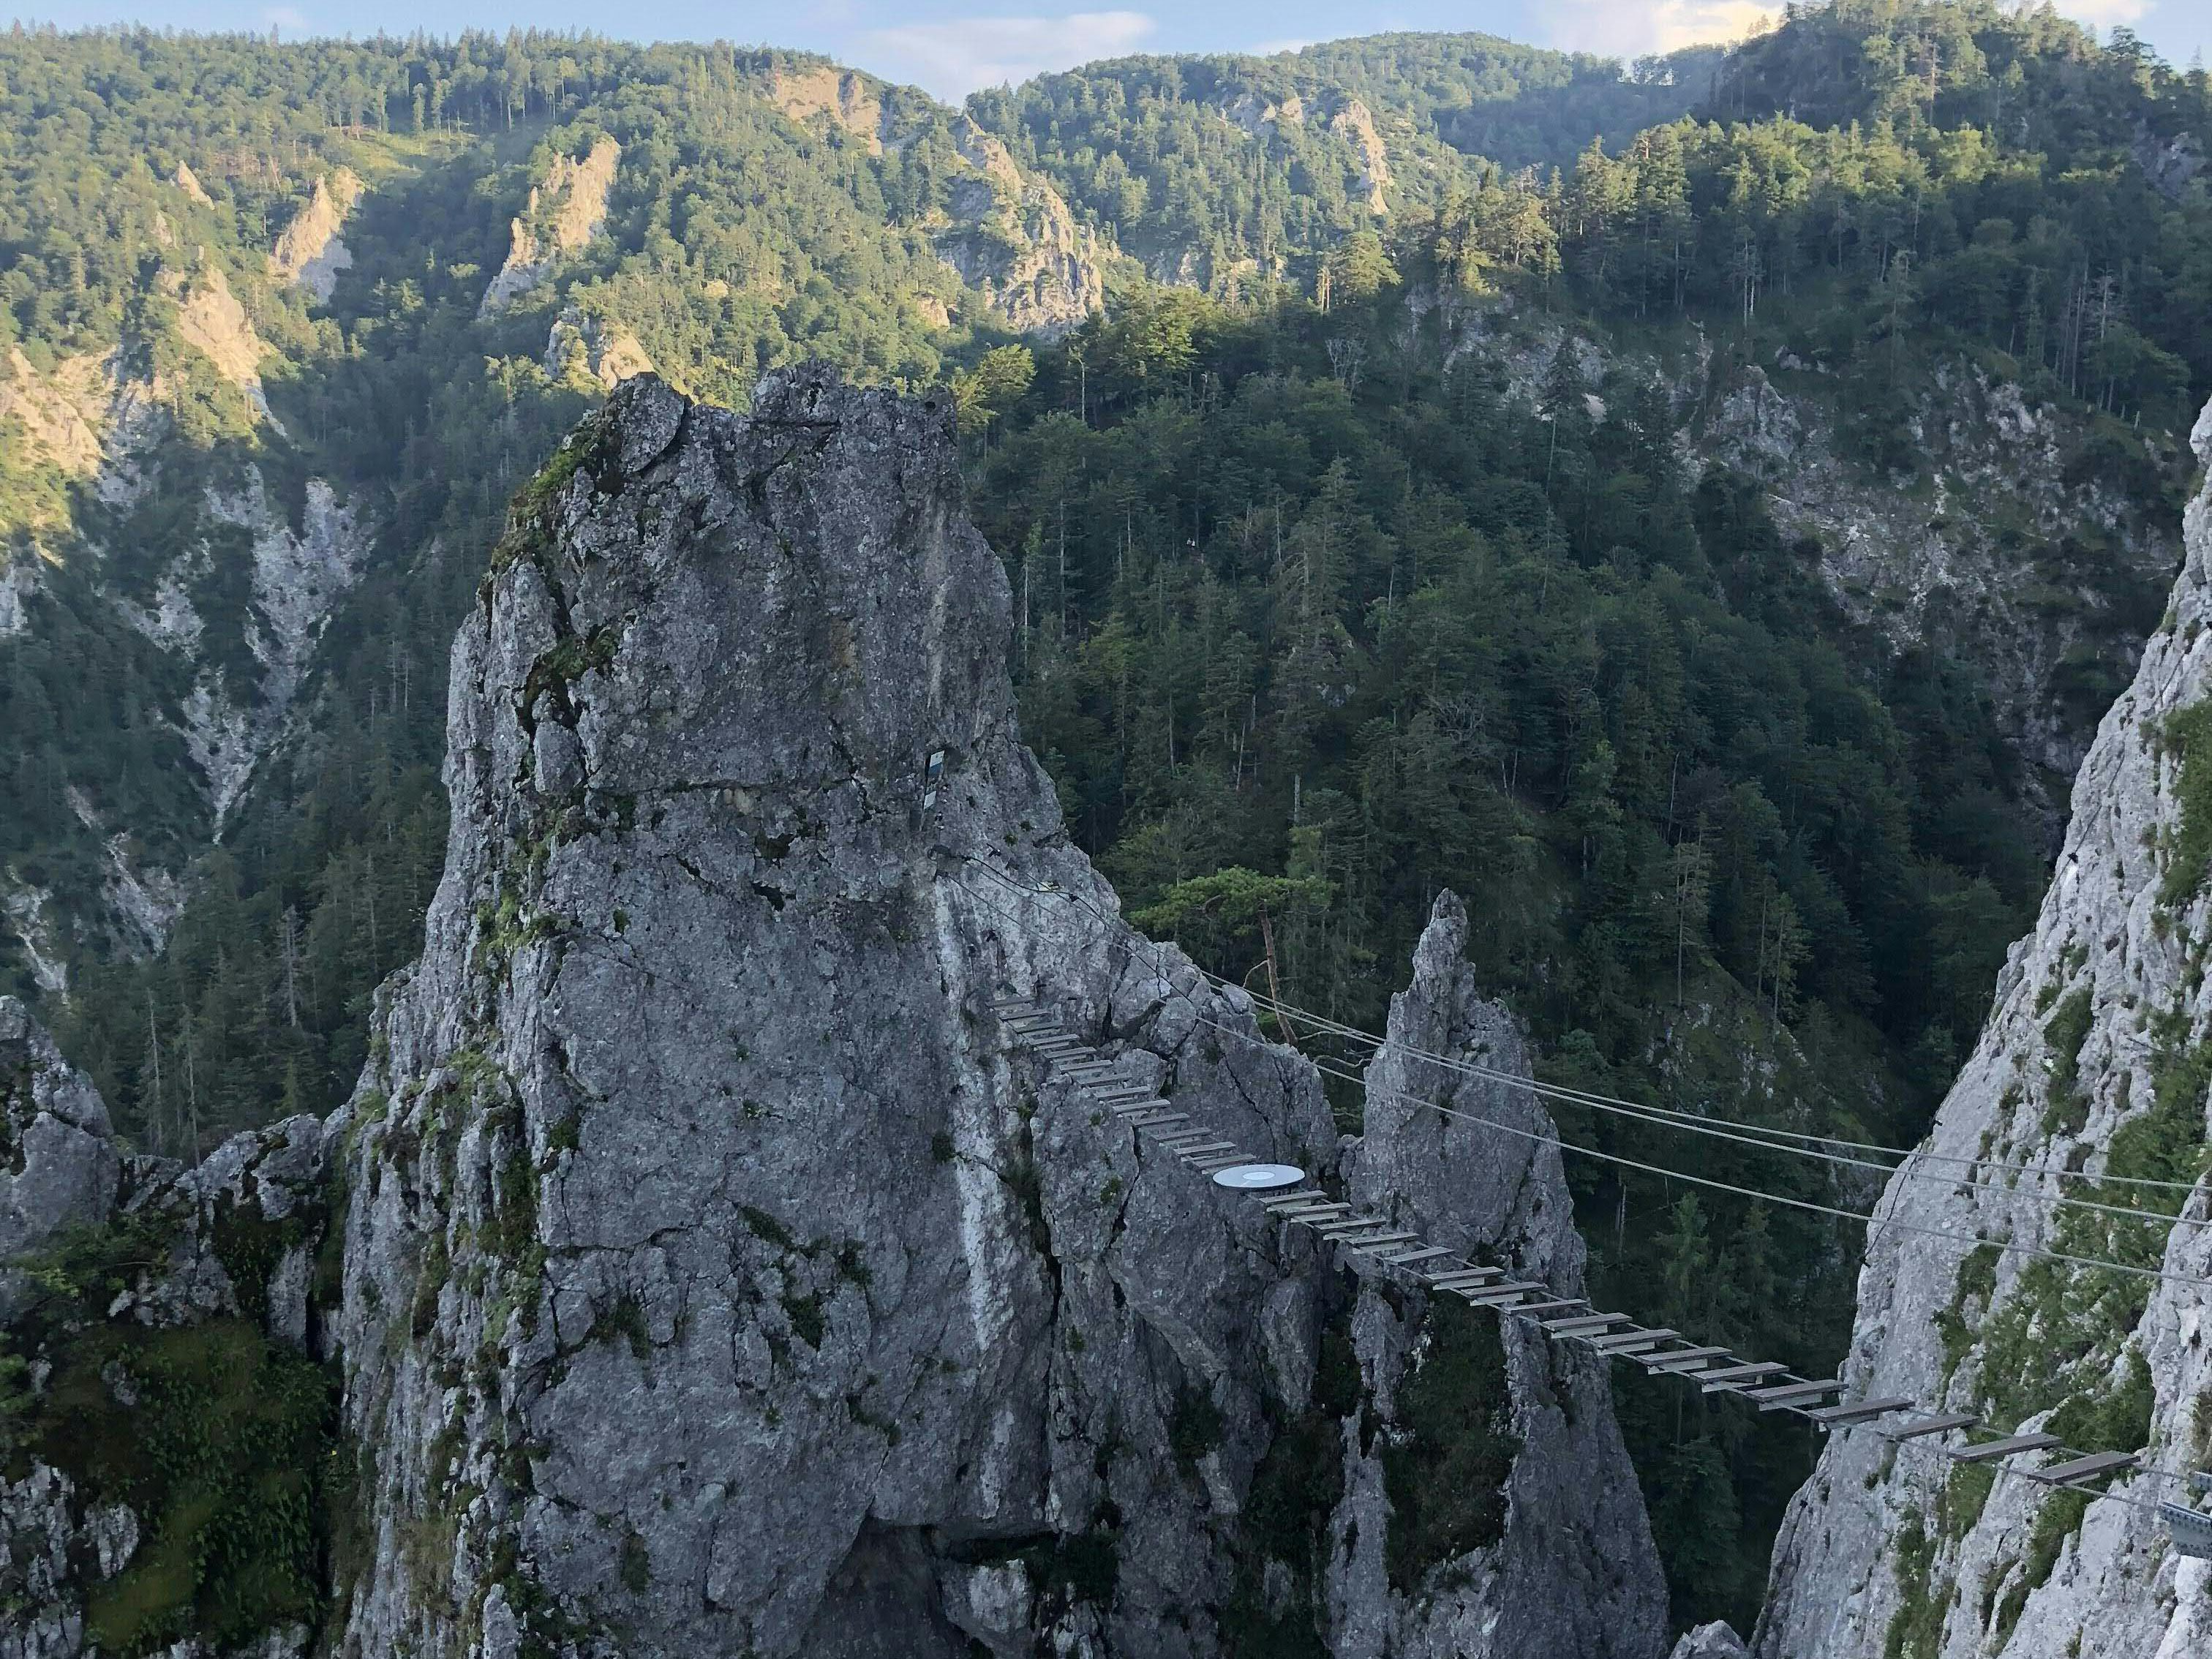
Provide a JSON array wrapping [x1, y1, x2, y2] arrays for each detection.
[[288, 367, 1655, 1658]]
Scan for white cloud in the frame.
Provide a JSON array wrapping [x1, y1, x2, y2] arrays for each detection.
[[859, 10, 1156, 101], [2054, 0, 2151, 29], [1546, 0, 1780, 59], [262, 5, 309, 32]]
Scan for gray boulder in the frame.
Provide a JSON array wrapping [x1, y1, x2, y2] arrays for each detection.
[[1671, 1621, 1750, 1659]]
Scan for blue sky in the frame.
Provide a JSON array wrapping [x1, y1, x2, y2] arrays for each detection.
[[13, 1, 2210, 103]]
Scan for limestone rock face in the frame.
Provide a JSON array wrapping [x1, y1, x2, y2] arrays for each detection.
[[330, 368, 1658, 1658], [0, 348, 110, 482], [480, 138, 621, 316], [2134, 124, 2205, 202], [135, 470, 374, 828], [765, 64, 889, 153], [0, 996, 119, 1312], [0, 998, 334, 1659], [1329, 893, 1667, 1659], [268, 168, 363, 302], [166, 263, 272, 418], [1754, 397, 2212, 1658], [171, 161, 215, 207], [542, 303, 655, 391], [1671, 1622, 1751, 1659], [1328, 99, 1391, 214], [934, 118, 1105, 336]]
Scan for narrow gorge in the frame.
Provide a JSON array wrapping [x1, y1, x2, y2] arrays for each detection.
[[1753, 401, 2212, 1656], [0, 370, 1669, 1658]]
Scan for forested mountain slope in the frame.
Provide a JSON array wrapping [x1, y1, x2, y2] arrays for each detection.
[[0, 2, 2208, 1635], [0, 27, 1098, 1113], [966, 31, 1724, 289]]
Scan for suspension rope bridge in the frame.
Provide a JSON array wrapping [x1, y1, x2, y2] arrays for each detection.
[[944, 854, 2212, 1557], [1206, 976, 2212, 1227]]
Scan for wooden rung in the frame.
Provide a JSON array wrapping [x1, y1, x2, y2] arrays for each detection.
[[1382, 1246, 1457, 1268], [1380, 1247, 1451, 1274], [1640, 1347, 1732, 1374], [1749, 1380, 1844, 1410], [1885, 1412, 1980, 1442], [1188, 1154, 1252, 1170], [1698, 1363, 1791, 1392], [2030, 1451, 2137, 1486], [1342, 1232, 1422, 1252], [1543, 1313, 1624, 1336], [1260, 1191, 1329, 1210], [1502, 1298, 1586, 1317], [1807, 1396, 1913, 1427], [1276, 1203, 1351, 1221], [1459, 1282, 1543, 1305], [1587, 1328, 1678, 1355], [1314, 1219, 1394, 1238], [1425, 1268, 1503, 1289], [1174, 1141, 1239, 1158], [1948, 1432, 2063, 1464]]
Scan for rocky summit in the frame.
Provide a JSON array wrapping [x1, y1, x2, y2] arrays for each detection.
[[0, 369, 1666, 1657], [332, 367, 1663, 1657]]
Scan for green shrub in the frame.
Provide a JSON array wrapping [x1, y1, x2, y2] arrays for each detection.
[[1381, 1298, 1519, 1594]]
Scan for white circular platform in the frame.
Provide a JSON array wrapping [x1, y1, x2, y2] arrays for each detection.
[[1211, 1163, 1306, 1192]]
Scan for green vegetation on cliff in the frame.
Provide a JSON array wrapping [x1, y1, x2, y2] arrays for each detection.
[[1, 2, 2208, 1635]]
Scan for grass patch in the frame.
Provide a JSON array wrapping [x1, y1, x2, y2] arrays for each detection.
[[1, 1216, 342, 1658], [2158, 700, 2212, 910], [1380, 1296, 1519, 1595], [2039, 987, 2094, 1136], [1936, 1241, 2002, 1387], [1884, 1508, 1942, 1659]]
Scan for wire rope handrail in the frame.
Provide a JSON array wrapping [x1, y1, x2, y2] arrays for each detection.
[[974, 979, 2204, 1524], [950, 854, 2212, 1283], [1211, 975, 2212, 1232]]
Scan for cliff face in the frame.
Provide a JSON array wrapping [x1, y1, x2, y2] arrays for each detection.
[[479, 138, 622, 317], [268, 168, 364, 302], [1754, 398, 2212, 1658], [1421, 301, 2182, 834], [928, 117, 1105, 335], [0, 995, 335, 1659], [323, 368, 1660, 1658], [0, 369, 1661, 1658], [1331, 894, 1667, 1659]]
